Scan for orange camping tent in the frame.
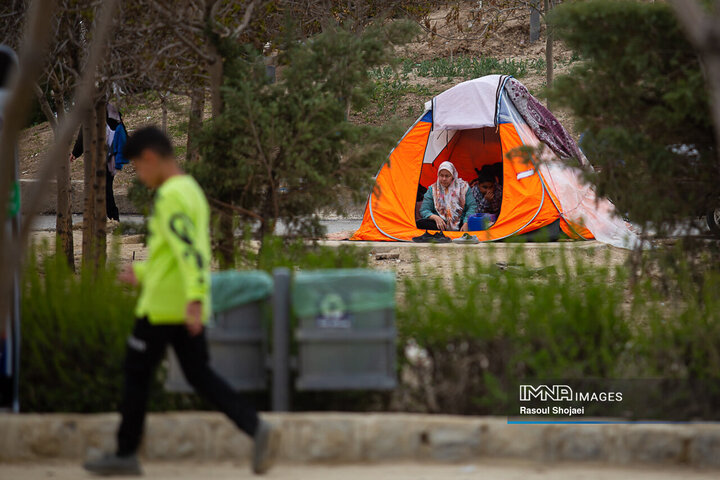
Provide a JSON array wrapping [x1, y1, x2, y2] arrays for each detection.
[[351, 75, 638, 249]]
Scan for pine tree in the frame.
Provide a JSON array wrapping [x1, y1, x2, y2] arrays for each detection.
[[549, 0, 719, 236], [190, 22, 418, 266]]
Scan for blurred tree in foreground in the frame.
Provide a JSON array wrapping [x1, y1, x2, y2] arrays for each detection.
[[191, 22, 417, 267], [548, 0, 719, 238]]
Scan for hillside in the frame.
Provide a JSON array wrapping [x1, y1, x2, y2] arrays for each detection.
[[19, 5, 580, 201]]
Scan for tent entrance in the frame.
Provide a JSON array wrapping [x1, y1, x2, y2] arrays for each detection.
[[415, 127, 505, 223], [418, 127, 503, 188]]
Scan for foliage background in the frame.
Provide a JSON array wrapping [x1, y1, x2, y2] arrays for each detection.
[[20, 244, 720, 418], [548, 0, 719, 235]]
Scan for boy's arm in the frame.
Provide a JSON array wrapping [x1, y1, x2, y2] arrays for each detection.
[[155, 192, 209, 304]]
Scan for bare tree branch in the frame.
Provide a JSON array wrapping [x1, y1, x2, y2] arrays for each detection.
[[33, 82, 57, 130], [230, 1, 257, 39]]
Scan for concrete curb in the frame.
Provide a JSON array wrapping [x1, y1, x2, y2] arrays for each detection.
[[1, 413, 719, 468]]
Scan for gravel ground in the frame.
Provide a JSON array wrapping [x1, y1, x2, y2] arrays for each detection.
[[1, 461, 717, 480]]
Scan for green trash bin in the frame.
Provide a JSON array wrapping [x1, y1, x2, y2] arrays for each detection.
[[292, 269, 397, 390], [165, 270, 273, 393]]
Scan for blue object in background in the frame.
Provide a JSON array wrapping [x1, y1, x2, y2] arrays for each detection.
[[468, 213, 497, 231]]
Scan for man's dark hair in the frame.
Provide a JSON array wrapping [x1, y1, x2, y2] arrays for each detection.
[[123, 126, 174, 160]]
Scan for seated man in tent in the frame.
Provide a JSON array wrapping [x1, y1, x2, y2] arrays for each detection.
[[471, 167, 503, 218], [417, 161, 477, 231]]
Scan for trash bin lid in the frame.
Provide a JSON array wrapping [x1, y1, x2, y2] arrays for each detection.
[[211, 270, 273, 313], [292, 269, 395, 318]]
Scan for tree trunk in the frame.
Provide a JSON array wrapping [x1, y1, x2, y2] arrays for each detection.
[[218, 212, 235, 269], [187, 89, 205, 162], [54, 96, 74, 269], [204, 0, 224, 118], [208, 44, 224, 118], [93, 99, 107, 267], [81, 105, 97, 264], [160, 93, 168, 133], [544, 0, 554, 108], [530, 1, 541, 43]]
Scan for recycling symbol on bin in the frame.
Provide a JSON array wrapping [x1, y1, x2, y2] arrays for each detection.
[[317, 293, 352, 328]]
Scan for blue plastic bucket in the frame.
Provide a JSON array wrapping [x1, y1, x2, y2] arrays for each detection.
[[467, 213, 497, 231]]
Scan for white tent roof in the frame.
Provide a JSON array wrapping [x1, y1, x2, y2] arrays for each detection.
[[430, 75, 504, 131]]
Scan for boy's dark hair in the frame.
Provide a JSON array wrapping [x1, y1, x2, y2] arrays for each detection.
[[123, 126, 174, 160], [476, 171, 496, 185], [475, 163, 501, 185]]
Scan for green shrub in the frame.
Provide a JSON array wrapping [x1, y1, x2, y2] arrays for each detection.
[[397, 248, 632, 414], [20, 244, 209, 413], [398, 56, 544, 80], [396, 246, 720, 418], [20, 244, 137, 412], [633, 261, 720, 417], [248, 235, 370, 272]]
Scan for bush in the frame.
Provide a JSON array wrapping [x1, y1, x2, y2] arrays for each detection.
[[20, 244, 137, 412], [397, 247, 632, 414], [395, 247, 720, 418], [20, 244, 209, 413], [251, 236, 369, 272]]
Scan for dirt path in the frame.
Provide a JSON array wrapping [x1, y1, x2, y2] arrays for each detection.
[[1, 460, 716, 480]]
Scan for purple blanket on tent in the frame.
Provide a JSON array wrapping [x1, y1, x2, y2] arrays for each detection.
[[504, 78, 588, 166]]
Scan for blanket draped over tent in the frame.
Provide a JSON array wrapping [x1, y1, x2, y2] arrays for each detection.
[[504, 78, 588, 165], [351, 75, 639, 249]]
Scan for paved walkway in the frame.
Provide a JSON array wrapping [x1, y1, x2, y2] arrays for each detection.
[[1, 461, 717, 480]]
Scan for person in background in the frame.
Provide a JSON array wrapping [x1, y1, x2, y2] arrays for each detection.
[[82, 127, 278, 477], [417, 161, 477, 231], [471, 169, 503, 217], [70, 102, 129, 222]]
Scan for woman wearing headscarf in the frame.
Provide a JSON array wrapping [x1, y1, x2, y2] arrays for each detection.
[[417, 161, 477, 231]]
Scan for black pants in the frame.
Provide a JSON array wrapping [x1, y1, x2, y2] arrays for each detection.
[[116, 318, 259, 456], [416, 218, 439, 230], [106, 167, 119, 221], [416, 218, 464, 231]]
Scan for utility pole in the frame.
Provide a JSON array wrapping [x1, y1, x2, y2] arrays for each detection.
[[0, 44, 20, 413]]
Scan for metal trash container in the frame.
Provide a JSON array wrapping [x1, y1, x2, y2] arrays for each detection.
[[292, 269, 396, 390], [164, 270, 273, 393]]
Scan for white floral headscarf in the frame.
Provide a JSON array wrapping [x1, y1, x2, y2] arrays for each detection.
[[433, 161, 469, 230]]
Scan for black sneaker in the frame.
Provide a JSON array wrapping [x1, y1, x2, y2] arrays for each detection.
[[83, 452, 142, 476], [431, 231, 451, 243], [412, 230, 436, 243]]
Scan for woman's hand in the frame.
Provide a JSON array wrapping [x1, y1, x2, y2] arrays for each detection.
[[460, 223, 469, 232], [430, 215, 447, 230]]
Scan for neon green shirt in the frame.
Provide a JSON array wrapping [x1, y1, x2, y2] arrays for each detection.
[[133, 175, 212, 324]]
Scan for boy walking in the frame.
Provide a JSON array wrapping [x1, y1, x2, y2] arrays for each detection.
[[83, 127, 278, 476]]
